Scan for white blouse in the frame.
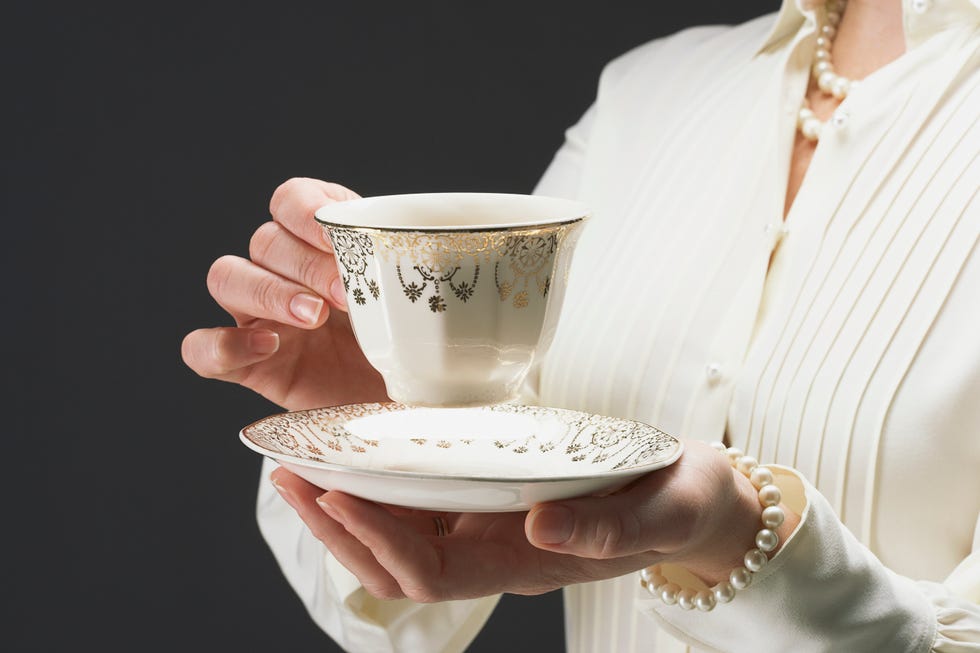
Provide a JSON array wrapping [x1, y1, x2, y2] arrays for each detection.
[[256, 0, 980, 651]]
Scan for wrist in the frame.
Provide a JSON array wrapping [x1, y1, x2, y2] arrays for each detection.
[[669, 450, 801, 586], [689, 468, 765, 584]]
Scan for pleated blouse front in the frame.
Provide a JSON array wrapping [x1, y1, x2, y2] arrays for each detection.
[[532, 2, 980, 650]]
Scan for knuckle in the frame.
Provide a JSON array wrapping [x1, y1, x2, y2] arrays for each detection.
[[270, 177, 322, 220], [206, 329, 236, 377], [306, 521, 334, 545], [401, 581, 443, 604], [591, 509, 641, 559], [248, 221, 280, 263], [364, 583, 404, 601], [252, 275, 284, 315], [323, 181, 360, 202], [298, 251, 332, 293]]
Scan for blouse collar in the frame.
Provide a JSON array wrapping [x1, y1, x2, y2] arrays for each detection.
[[756, 0, 980, 53]]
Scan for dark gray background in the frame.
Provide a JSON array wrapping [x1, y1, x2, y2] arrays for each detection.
[[3, 1, 773, 650]]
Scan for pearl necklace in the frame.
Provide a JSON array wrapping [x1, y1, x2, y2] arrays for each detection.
[[797, 0, 859, 142]]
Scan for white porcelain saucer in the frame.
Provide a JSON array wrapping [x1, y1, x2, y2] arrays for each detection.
[[240, 402, 682, 512]]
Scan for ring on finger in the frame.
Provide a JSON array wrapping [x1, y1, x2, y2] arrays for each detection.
[[433, 516, 449, 537]]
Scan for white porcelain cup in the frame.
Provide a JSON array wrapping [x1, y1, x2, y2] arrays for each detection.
[[315, 193, 588, 407]]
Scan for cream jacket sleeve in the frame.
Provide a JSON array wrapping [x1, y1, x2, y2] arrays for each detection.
[[644, 468, 980, 652], [256, 458, 500, 653]]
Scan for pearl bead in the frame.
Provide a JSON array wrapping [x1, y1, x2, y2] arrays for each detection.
[[725, 446, 744, 465], [818, 70, 837, 93], [762, 505, 786, 528], [710, 441, 728, 454], [759, 484, 782, 507], [736, 455, 759, 475], [750, 466, 774, 489], [713, 581, 736, 603], [730, 567, 753, 590], [756, 528, 780, 552], [848, 79, 860, 93], [695, 591, 717, 611], [660, 583, 679, 605], [801, 118, 823, 141], [813, 60, 832, 76], [744, 548, 769, 572], [639, 567, 654, 583], [796, 0, 861, 145], [677, 589, 697, 610]]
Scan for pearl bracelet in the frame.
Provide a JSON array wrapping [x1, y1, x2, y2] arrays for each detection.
[[638, 443, 786, 612]]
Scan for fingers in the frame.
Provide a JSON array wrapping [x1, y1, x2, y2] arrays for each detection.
[[249, 221, 347, 309], [318, 496, 569, 601], [269, 469, 406, 600], [269, 177, 361, 252], [181, 327, 279, 382], [317, 492, 446, 602], [207, 254, 329, 328]]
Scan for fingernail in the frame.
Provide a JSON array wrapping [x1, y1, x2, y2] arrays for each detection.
[[330, 277, 347, 308], [290, 293, 324, 324], [249, 330, 280, 355], [271, 478, 292, 502], [316, 496, 345, 524], [530, 505, 574, 545]]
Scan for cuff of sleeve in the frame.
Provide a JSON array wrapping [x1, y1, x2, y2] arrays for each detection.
[[639, 466, 936, 652]]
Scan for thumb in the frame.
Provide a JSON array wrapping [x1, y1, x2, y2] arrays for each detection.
[[524, 459, 701, 560], [524, 496, 646, 559]]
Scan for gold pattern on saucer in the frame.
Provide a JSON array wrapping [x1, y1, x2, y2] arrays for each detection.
[[242, 403, 679, 472]]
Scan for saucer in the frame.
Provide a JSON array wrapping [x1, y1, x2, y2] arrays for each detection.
[[240, 402, 682, 512]]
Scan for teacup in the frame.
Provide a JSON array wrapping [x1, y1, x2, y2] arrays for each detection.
[[315, 193, 588, 407]]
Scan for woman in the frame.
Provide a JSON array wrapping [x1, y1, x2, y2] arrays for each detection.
[[182, 0, 980, 650]]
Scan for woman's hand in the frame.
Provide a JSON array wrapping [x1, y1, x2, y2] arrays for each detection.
[[181, 178, 388, 410], [270, 441, 797, 601]]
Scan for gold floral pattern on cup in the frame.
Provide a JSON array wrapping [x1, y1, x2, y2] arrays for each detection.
[[330, 225, 572, 313]]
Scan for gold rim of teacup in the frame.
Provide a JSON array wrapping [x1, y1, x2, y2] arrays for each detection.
[[313, 192, 590, 233], [314, 215, 587, 234]]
